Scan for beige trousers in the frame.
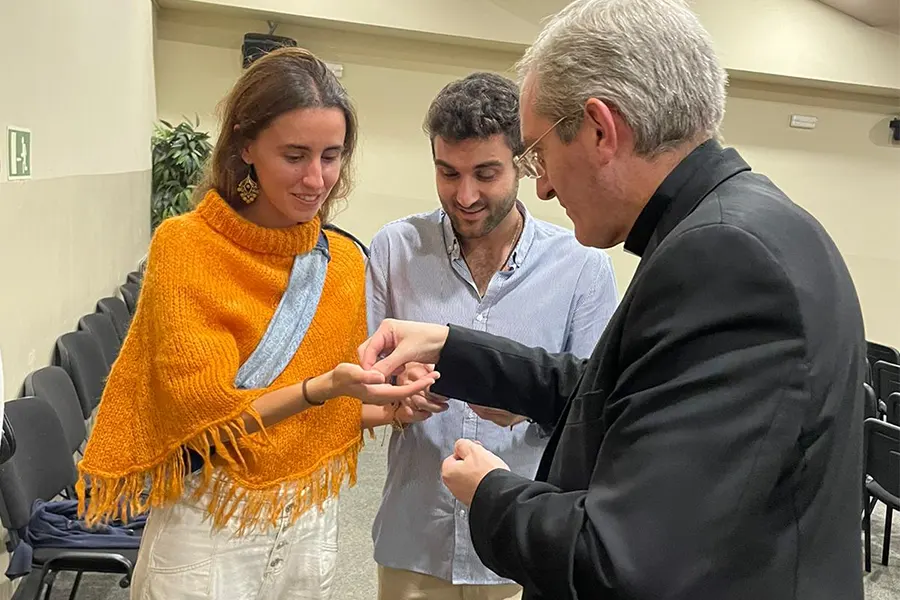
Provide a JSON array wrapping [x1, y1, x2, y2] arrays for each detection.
[[131, 489, 338, 600], [378, 566, 523, 600]]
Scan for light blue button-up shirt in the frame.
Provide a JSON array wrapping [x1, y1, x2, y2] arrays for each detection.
[[366, 203, 618, 585]]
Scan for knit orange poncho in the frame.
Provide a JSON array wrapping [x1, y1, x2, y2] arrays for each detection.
[[78, 191, 366, 533]]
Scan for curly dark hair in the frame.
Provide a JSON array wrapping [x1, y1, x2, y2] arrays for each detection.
[[424, 72, 524, 156]]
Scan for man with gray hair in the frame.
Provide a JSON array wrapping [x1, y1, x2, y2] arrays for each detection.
[[360, 1, 866, 599]]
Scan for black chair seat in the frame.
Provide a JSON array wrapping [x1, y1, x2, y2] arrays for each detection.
[[11, 548, 136, 600], [867, 479, 900, 509], [32, 546, 138, 568]]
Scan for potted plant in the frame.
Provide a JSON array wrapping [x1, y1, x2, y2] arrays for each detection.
[[151, 117, 213, 230]]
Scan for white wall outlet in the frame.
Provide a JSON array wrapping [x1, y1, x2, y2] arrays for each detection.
[[789, 115, 818, 130]]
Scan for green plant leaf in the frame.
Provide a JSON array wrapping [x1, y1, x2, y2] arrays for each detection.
[[150, 117, 212, 228]]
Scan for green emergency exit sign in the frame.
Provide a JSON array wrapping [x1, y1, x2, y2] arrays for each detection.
[[7, 127, 31, 180]]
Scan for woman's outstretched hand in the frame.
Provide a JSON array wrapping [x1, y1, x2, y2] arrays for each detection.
[[330, 362, 439, 406]]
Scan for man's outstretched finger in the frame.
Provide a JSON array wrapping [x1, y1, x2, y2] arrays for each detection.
[[392, 373, 440, 397], [371, 353, 410, 379], [357, 335, 385, 370], [411, 393, 449, 414], [366, 372, 440, 403]]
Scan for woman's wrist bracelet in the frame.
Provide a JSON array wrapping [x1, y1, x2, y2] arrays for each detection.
[[304, 377, 326, 406]]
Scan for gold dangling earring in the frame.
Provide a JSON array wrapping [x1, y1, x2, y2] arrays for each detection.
[[237, 164, 259, 204]]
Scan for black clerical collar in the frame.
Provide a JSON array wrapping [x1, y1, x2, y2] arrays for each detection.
[[623, 139, 750, 258]]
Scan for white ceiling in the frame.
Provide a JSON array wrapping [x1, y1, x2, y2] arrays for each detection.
[[490, 0, 900, 33], [817, 0, 900, 31]]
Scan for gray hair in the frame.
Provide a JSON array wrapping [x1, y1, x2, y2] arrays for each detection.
[[517, 0, 727, 156]]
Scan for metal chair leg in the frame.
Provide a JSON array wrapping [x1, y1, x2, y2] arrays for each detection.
[[32, 581, 47, 600], [41, 571, 57, 600], [883, 506, 893, 567], [864, 495, 873, 572], [68, 571, 84, 600]]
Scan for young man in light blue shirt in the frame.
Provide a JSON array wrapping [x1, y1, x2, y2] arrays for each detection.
[[366, 72, 618, 600]]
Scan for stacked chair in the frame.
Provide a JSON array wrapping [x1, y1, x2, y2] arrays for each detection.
[[55, 332, 109, 425], [861, 340, 900, 573], [0, 397, 137, 600], [96, 298, 131, 341], [23, 368, 86, 458], [76, 314, 121, 369], [1, 269, 143, 599]]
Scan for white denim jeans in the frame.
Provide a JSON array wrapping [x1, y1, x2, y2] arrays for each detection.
[[130, 476, 339, 600]]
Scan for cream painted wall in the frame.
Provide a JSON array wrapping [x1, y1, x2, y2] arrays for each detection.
[[168, 0, 900, 93], [155, 8, 900, 345], [691, 0, 900, 93], [0, 0, 155, 413], [176, 0, 536, 48], [720, 82, 900, 346]]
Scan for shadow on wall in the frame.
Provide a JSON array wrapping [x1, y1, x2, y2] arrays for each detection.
[[870, 116, 900, 148]]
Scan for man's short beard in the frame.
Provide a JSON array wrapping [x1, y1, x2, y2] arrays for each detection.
[[451, 187, 518, 240]]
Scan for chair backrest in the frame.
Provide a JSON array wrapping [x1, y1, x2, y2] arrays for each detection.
[[867, 341, 900, 371], [888, 393, 900, 426], [863, 383, 878, 420], [323, 223, 370, 258], [874, 360, 900, 402], [55, 331, 109, 419], [0, 397, 77, 532], [863, 418, 900, 500], [23, 366, 87, 455], [120, 283, 140, 315], [78, 313, 121, 368], [0, 413, 15, 466], [97, 296, 131, 341]]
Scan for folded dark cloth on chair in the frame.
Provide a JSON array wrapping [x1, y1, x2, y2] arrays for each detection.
[[6, 499, 146, 579]]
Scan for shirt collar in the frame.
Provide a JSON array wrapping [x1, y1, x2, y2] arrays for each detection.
[[442, 200, 535, 270], [623, 139, 751, 258]]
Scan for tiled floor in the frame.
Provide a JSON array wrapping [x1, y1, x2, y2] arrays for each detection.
[[34, 433, 900, 599]]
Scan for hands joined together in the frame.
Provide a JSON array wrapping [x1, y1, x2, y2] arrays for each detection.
[[331, 319, 524, 506]]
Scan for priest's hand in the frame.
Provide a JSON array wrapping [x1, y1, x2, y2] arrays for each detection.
[[441, 439, 509, 507]]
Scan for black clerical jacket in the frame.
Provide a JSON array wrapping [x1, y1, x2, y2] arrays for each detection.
[[431, 140, 866, 600]]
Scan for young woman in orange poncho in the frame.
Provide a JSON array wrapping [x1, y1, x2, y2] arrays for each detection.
[[77, 48, 437, 599]]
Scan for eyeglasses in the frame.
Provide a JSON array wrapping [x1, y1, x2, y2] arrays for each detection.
[[514, 112, 578, 180]]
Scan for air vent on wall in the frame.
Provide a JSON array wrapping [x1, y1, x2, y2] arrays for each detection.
[[241, 33, 298, 68]]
